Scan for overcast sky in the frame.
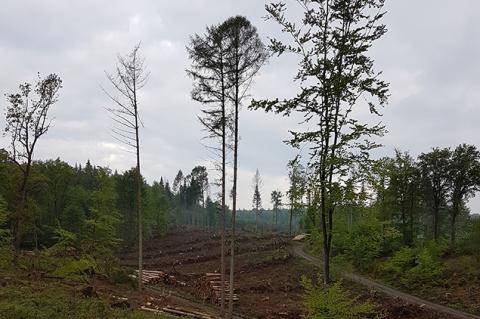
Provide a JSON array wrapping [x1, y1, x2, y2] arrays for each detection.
[[0, 0, 479, 211]]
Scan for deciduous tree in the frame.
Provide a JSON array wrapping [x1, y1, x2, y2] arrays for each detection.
[[4, 73, 62, 254], [419, 148, 451, 242], [448, 144, 480, 246], [104, 43, 148, 290], [253, 0, 389, 283]]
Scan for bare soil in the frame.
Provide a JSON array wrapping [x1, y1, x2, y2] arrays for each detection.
[[120, 227, 451, 319]]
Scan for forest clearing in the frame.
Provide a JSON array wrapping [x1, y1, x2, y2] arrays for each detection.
[[1, 1, 480, 318]]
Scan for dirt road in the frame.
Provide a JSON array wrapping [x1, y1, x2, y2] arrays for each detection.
[[292, 242, 480, 319]]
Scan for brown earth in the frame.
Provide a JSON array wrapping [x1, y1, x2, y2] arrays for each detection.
[[120, 227, 450, 319]]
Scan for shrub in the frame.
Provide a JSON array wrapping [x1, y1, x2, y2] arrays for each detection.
[[301, 276, 379, 319], [381, 243, 444, 289], [381, 247, 416, 281], [402, 248, 444, 287], [344, 214, 401, 272], [54, 256, 98, 282], [110, 267, 135, 286]]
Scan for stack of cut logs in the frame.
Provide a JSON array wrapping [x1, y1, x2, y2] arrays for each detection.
[[133, 269, 186, 286], [142, 305, 218, 319], [204, 272, 239, 304]]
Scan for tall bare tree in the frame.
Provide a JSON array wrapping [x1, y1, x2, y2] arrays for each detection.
[[4, 73, 62, 255], [187, 22, 231, 314], [104, 43, 149, 290], [220, 16, 268, 317], [270, 190, 282, 231]]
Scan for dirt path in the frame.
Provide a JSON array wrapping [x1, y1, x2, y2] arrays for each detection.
[[291, 242, 480, 319]]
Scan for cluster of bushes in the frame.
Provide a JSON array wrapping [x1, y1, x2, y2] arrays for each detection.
[[332, 212, 402, 272], [380, 243, 445, 289], [301, 275, 379, 319]]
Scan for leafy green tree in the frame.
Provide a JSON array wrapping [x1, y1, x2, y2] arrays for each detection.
[[462, 218, 480, 260], [4, 73, 62, 253], [287, 161, 306, 235], [83, 168, 120, 256], [344, 211, 401, 271], [419, 148, 452, 242], [448, 144, 480, 246], [144, 181, 169, 235], [254, 0, 389, 283], [388, 150, 422, 245]]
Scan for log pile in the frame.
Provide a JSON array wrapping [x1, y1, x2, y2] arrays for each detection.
[[141, 304, 217, 319], [132, 269, 186, 286], [200, 272, 238, 304]]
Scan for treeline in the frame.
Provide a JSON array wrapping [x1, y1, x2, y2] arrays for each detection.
[[301, 144, 480, 248], [295, 144, 480, 280], [0, 150, 221, 252]]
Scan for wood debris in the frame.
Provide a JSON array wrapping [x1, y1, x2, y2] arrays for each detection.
[[141, 305, 217, 319], [195, 272, 239, 304], [131, 269, 186, 286], [292, 234, 306, 241]]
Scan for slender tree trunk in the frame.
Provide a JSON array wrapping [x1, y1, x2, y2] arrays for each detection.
[[401, 209, 407, 244], [271, 209, 275, 232], [289, 205, 293, 236], [228, 55, 240, 318], [321, 214, 330, 284], [451, 207, 458, 247], [134, 103, 143, 291], [220, 140, 226, 316], [275, 208, 278, 229], [219, 57, 226, 317], [13, 164, 31, 261]]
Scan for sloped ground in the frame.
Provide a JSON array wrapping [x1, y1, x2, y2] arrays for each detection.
[[120, 227, 452, 319]]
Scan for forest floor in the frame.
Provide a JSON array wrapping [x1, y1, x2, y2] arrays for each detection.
[[0, 271, 175, 319], [120, 227, 454, 319]]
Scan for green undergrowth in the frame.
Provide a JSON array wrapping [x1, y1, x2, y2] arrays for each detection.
[[301, 275, 382, 319], [0, 280, 173, 319]]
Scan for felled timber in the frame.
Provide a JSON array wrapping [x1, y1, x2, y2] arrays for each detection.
[[132, 269, 186, 286]]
